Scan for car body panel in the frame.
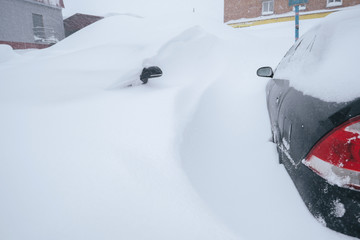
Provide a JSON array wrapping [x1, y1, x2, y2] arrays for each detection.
[[266, 78, 360, 237]]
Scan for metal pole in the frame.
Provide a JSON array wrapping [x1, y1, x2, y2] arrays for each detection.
[[295, 5, 299, 41]]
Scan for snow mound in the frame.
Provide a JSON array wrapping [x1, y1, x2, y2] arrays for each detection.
[[0, 44, 16, 63], [274, 6, 360, 103], [108, 25, 224, 89], [0, 16, 237, 240], [0, 11, 355, 240]]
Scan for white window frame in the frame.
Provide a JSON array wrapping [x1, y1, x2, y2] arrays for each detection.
[[262, 0, 274, 15], [327, 0, 342, 7]]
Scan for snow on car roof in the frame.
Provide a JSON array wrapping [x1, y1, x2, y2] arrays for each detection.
[[273, 6, 360, 103]]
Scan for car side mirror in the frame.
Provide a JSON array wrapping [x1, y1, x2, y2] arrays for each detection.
[[257, 67, 274, 78], [140, 66, 163, 84]]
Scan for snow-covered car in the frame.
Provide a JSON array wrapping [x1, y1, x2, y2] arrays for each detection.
[[257, 8, 360, 238]]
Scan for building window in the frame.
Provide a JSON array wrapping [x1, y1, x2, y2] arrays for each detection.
[[327, 0, 342, 7], [262, 0, 274, 15], [32, 13, 57, 43], [32, 13, 45, 41]]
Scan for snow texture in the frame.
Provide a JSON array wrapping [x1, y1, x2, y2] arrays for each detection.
[[315, 215, 327, 227], [35, 0, 62, 7], [332, 199, 346, 218], [303, 157, 351, 188], [274, 5, 360, 103], [0, 7, 357, 240], [0, 44, 17, 63]]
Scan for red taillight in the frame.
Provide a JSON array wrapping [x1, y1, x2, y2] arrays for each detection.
[[304, 116, 360, 190]]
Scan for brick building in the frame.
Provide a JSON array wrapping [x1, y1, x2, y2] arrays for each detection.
[[0, 0, 65, 49], [225, 0, 360, 22]]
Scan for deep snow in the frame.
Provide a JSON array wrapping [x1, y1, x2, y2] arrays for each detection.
[[274, 6, 360, 103], [0, 11, 357, 240]]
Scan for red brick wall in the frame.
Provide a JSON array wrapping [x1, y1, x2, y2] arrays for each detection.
[[224, 0, 262, 21], [225, 0, 360, 22], [0, 41, 51, 49]]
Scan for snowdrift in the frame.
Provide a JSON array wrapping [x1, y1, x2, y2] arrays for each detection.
[[0, 12, 355, 240], [274, 6, 360, 103], [0, 44, 17, 63]]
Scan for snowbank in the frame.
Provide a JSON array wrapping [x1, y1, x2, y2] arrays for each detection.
[[0, 12, 355, 240], [274, 6, 360, 103], [0, 44, 16, 63], [0, 15, 237, 240]]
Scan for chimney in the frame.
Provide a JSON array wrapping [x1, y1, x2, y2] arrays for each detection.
[[59, 0, 65, 8]]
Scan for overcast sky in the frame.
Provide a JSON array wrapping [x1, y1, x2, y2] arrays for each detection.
[[62, 0, 224, 22]]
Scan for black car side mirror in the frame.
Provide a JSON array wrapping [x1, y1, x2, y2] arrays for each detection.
[[257, 67, 274, 78], [140, 66, 163, 84]]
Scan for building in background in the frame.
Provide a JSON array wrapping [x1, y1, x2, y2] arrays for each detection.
[[0, 0, 65, 49], [224, 0, 360, 23], [64, 13, 104, 37]]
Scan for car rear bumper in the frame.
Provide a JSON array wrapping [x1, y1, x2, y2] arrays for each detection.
[[280, 148, 360, 238]]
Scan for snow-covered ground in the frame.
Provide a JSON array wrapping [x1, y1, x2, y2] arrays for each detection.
[[0, 9, 357, 240]]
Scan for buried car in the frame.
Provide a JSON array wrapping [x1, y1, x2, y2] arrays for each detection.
[[257, 7, 360, 238]]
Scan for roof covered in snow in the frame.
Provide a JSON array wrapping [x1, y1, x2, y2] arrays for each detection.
[[33, 0, 65, 8]]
